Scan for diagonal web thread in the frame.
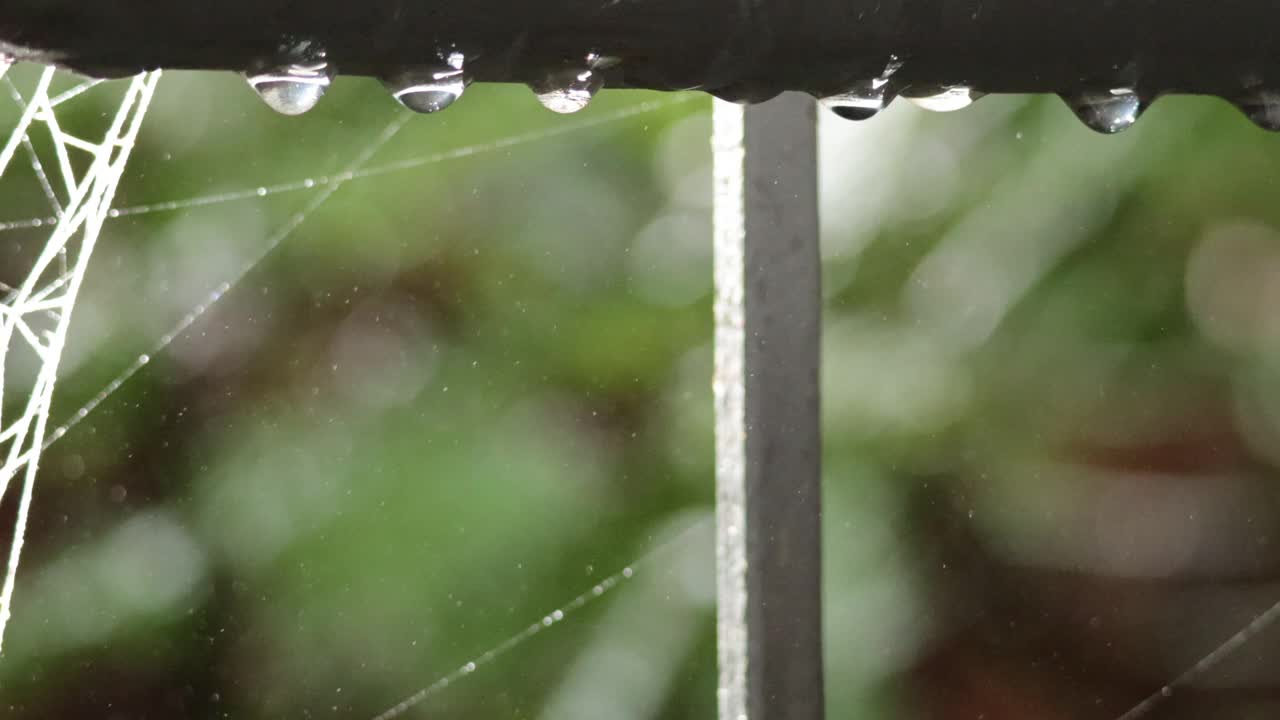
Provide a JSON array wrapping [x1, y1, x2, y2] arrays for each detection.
[[0, 95, 698, 234], [370, 562, 639, 720], [37, 94, 699, 454], [0, 89, 702, 708], [0, 67, 162, 654], [0, 80, 704, 710], [1113, 596, 1280, 720], [0, 90, 704, 712], [0, 88, 693, 666], [368, 516, 709, 720], [1, 61, 1277, 719]]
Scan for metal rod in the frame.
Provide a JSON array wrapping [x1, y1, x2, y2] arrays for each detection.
[[6, 1, 1280, 100], [714, 93, 824, 720]]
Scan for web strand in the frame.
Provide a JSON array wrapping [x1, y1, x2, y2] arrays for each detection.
[[369, 516, 707, 720], [1113, 595, 1280, 720], [37, 110, 410, 453], [0, 95, 697, 234], [0, 69, 162, 655], [38, 94, 697, 453], [0, 87, 703, 700], [370, 565, 636, 720], [4, 77, 66, 220]]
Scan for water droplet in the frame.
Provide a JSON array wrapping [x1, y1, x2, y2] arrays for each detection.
[[461, 662, 476, 674], [822, 92, 889, 122], [905, 86, 982, 113], [551, 610, 564, 621], [1236, 91, 1280, 131], [1065, 88, 1144, 134], [531, 54, 606, 114], [384, 52, 467, 114], [245, 40, 335, 116], [821, 57, 902, 121]]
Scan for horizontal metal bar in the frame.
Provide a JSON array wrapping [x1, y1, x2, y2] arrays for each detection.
[[5, 1, 1280, 100]]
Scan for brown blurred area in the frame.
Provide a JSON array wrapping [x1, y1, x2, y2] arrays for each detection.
[[902, 361, 1280, 719]]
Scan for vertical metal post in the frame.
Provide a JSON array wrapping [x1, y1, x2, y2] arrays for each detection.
[[713, 93, 824, 720]]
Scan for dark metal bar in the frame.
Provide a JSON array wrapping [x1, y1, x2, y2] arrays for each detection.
[[743, 93, 824, 720], [713, 93, 823, 720], [5, 1, 1280, 100]]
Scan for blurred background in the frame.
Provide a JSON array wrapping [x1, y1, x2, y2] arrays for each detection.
[[3, 66, 1280, 719]]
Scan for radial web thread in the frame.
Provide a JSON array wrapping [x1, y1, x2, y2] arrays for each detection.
[[0, 65, 161, 653]]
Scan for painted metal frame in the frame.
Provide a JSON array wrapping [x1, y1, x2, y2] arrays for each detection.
[[714, 94, 824, 720]]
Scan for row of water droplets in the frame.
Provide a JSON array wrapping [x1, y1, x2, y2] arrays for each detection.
[[823, 67, 1280, 134], [244, 39, 607, 117], [820, 57, 1147, 134], [241, 40, 1280, 133]]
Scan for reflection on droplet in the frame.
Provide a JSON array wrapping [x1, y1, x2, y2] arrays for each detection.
[[245, 39, 335, 116], [822, 58, 903, 121], [384, 52, 467, 114], [1065, 88, 1144, 134], [905, 86, 982, 113], [531, 54, 606, 114], [1236, 91, 1280, 131], [822, 93, 887, 122]]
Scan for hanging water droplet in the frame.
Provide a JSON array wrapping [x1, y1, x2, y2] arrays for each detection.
[[821, 92, 887, 121], [245, 39, 335, 116], [822, 57, 903, 121], [1065, 88, 1143, 134], [905, 86, 982, 113], [531, 54, 606, 114], [384, 52, 467, 114], [1236, 91, 1280, 131]]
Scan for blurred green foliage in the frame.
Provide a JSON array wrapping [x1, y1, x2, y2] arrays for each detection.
[[4, 63, 1280, 719]]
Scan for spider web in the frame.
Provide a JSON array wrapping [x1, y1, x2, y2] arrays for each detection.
[[0, 71, 701, 715], [0, 64, 1274, 719], [0, 60, 1276, 719], [0, 64, 161, 653]]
